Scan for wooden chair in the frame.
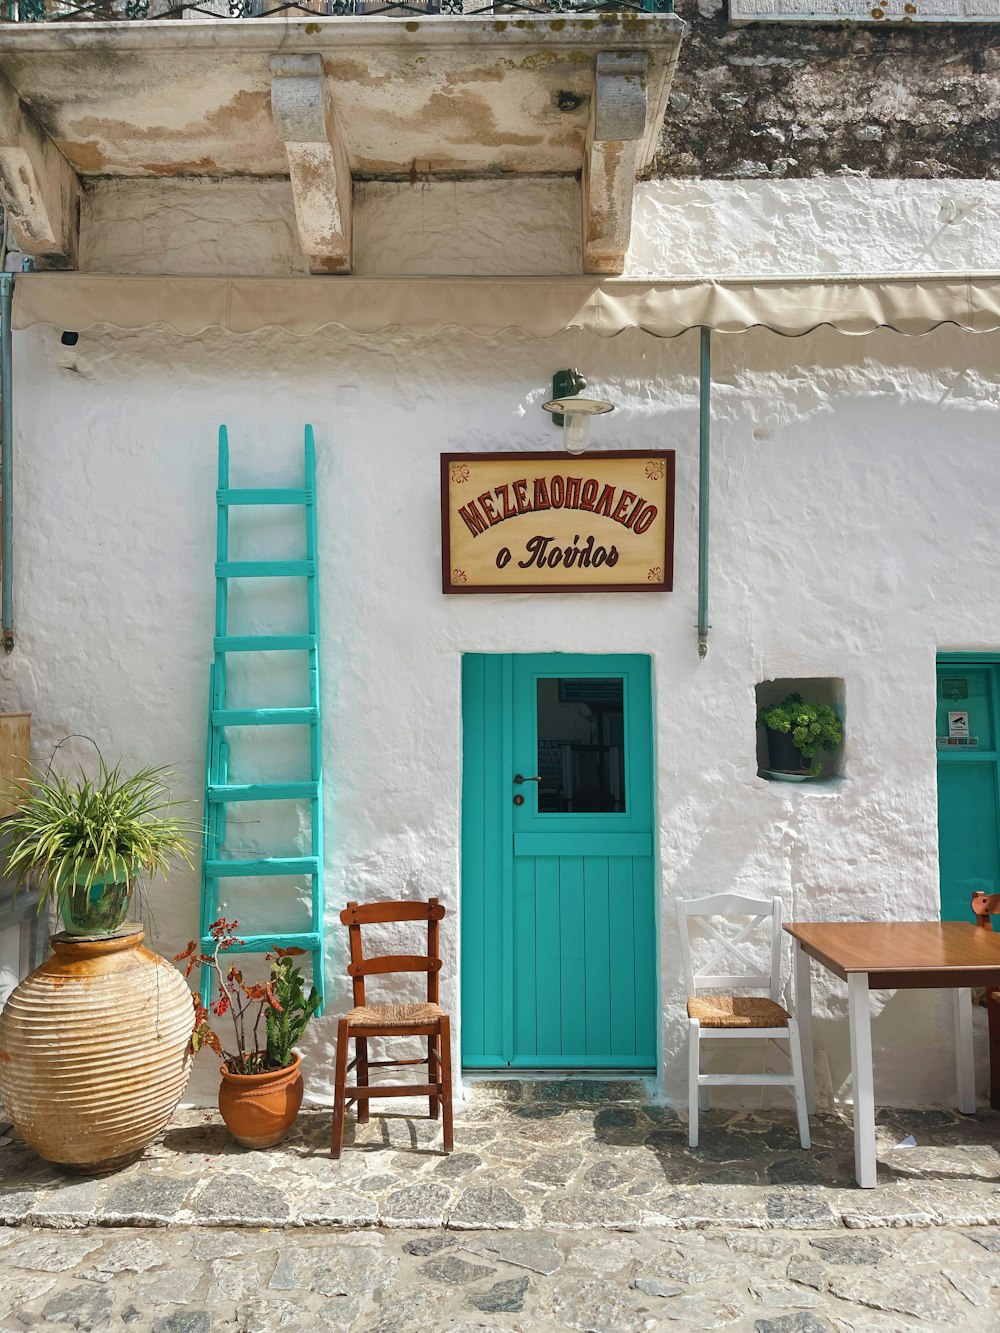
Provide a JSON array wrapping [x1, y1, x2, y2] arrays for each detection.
[[331, 897, 453, 1160], [676, 892, 810, 1150], [971, 891, 1000, 1111]]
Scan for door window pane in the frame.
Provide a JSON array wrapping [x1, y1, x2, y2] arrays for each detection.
[[536, 678, 625, 812]]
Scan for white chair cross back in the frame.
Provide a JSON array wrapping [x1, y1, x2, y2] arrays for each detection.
[[676, 892, 811, 1150]]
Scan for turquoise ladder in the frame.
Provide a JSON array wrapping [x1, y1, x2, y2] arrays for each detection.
[[199, 425, 325, 1011]]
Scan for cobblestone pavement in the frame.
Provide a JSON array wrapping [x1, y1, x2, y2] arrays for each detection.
[[2, 1085, 999, 1231], [0, 1222, 998, 1331], [3, 1086, 1000, 1329]]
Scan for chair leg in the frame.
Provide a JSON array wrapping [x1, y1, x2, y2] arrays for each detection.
[[331, 1018, 351, 1160], [760, 1037, 770, 1112], [439, 1016, 454, 1153], [355, 1036, 370, 1125], [688, 1018, 700, 1149], [428, 1034, 440, 1120], [787, 1018, 811, 1150]]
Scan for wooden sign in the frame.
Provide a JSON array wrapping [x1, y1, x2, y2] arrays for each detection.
[[0, 712, 30, 819], [441, 451, 675, 594]]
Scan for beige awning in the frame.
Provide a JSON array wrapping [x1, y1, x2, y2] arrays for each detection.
[[12, 273, 1000, 339]]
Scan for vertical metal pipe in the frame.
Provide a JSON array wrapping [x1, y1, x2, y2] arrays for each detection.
[[1, 273, 13, 654], [697, 326, 711, 660]]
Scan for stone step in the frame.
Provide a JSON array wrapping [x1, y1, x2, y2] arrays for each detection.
[[464, 1076, 653, 1106]]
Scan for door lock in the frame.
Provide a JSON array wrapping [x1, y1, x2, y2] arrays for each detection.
[[513, 794, 525, 805], [513, 774, 542, 784]]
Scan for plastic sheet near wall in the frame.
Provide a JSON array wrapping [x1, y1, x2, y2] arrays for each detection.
[[12, 272, 1000, 339]]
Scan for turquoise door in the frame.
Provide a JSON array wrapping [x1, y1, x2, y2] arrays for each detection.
[[937, 657, 1000, 921], [462, 653, 656, 1070]]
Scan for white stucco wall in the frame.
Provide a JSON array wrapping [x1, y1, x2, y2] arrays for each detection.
[[4, 168, 999, 1108], [3, 310, 999, 1109], [78, 179, 311, 278], [79, 176, 1000, 277], [628, 177, 1000, 277], [0, 923, 20, 1011]]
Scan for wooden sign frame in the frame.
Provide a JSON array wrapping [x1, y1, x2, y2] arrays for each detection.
[[441, 451, 675, 595]]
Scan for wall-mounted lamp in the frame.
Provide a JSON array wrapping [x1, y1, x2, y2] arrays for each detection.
[[543, 369, 614, 456]]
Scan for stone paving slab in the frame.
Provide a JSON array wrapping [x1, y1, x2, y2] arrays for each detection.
[[0, 1221, 997, 1331], [2, 1089, 999, 1234]]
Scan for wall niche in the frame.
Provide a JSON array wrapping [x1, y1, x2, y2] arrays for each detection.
[[755, 677, 845, 783]]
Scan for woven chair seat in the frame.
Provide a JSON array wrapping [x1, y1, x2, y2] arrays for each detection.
[[687, 995, 790, 1028], [346, 1002, 444, 1029]]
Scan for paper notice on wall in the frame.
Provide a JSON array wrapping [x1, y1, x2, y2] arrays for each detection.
[[948, 711, 970, 738]]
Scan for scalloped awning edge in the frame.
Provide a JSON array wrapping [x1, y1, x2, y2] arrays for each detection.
[[12, 273, 1000, 340]]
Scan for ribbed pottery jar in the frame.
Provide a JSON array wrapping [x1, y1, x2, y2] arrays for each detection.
[[0, 926, 194, 1173], [218, 1052, 304, 1149]]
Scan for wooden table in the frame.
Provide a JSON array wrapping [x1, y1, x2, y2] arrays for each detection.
[[784, 921, 1000, 1188]]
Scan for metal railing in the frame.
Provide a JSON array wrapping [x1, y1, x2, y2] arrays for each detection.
[[2, 0, 672, 20]]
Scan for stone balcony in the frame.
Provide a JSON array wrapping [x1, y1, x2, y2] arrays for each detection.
[[0, 6, 684, 276]]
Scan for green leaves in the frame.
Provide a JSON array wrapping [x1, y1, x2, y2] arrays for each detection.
[[757, 692, 844, 776], [180, 930, 320, 1075], [264, 953, 321, 1071], [2, 756, 197, 912]]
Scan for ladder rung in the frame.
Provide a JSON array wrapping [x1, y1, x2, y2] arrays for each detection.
[[199, 931, 321, 955], [208, 781, 318, 803], [205, 856, 319, 878], [216, 561, 314, 578], [212, 707, 318, 727], [214, 635, 317, 653], [217, 488, 311, 506]]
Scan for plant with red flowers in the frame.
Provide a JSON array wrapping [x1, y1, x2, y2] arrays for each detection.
[[175, 917, 321, 1076]]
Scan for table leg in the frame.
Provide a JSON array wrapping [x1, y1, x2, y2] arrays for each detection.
[[793, 940, 816, 1114], [954, 987, 976, 1114], [989, 988, 1000, 1113], [847, 972, 877, 1189]]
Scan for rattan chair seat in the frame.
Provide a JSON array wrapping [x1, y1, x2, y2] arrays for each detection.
[[687, 995, 790, 1028], [346, 1001, 445, 1029]]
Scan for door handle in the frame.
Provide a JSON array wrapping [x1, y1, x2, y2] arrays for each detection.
[[513, 774, 542, 784]]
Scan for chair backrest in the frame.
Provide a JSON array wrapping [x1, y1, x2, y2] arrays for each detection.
[[675, 893, 782, 1001], [340, 898, 446, 1008], [972, 891, 1000, 929]]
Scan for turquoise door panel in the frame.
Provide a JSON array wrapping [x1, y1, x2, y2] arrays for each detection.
[[461, 654, 510, 1067], [513, 832, 653, 857], [462, 653, 656, 1070], [936, 667, 995, 750], [936, 659, 1000, 923]]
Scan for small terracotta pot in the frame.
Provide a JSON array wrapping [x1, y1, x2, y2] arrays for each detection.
[[218, 1052, 304, 1149]]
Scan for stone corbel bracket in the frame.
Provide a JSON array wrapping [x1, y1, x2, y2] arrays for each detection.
[[583, 52, 649, 276], [0, 72, 79, 270], [271, 53, 352, 276]]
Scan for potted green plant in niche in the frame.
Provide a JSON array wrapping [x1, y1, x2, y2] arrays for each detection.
[[2, 756, 195, 935], [757, 693, 844, 780]]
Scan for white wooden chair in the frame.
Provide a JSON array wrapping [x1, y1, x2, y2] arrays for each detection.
[[676, 892, 811, 1150]]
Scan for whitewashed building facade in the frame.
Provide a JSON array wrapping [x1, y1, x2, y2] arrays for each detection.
[[0, 5, 999, 1109]]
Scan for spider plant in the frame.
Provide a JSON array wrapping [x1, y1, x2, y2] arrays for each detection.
[[2, 758, 196, 925]]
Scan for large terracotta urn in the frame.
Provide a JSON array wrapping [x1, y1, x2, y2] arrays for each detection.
[[0, 926, 194, 1173]]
